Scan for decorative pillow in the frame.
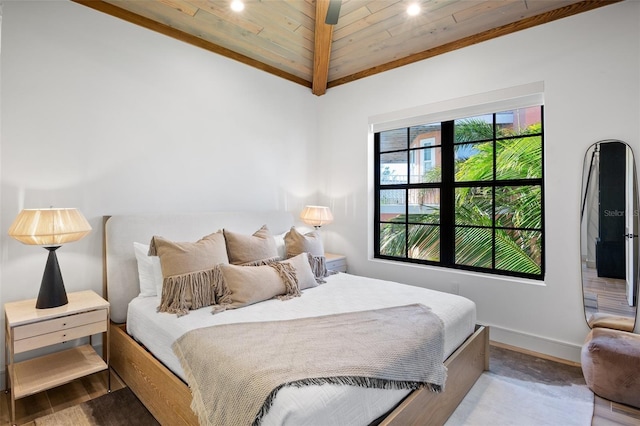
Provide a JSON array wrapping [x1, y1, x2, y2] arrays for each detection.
[[214, 261, 300, 313], [149, 231, 229, 316], [280, 253, 318, 290], [273, 231, 287, 259], [284, 227, 327, 280], [284, 226, 324, 257], [133, 242, 163, 297], [223, 225, 279, 265]]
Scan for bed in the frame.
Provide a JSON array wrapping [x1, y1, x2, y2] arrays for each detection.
[[103, 211, 489, 425]]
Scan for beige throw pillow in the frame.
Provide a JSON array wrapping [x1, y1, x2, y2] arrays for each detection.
[[215, 262, 300, 312], [284, 227, 324, 257], [281, 253, 318, 290], [284, 227, 327, 280], [224, 225, 279, 265], [149, 231, 229, 315]]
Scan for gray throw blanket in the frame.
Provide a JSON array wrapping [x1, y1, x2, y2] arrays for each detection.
[[172, 304, 446, 426]]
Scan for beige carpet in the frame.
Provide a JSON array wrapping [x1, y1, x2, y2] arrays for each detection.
[[444, 346, 594, 426], [445, 371, 594, 425]]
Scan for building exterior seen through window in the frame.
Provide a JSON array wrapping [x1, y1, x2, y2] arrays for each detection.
[[374, 105, 544, 280]]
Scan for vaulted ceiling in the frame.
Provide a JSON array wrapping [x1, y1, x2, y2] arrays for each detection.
[[72, 0, 619, 96]]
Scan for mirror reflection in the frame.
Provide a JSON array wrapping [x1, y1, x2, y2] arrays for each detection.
[[581, 140, 638, 331]]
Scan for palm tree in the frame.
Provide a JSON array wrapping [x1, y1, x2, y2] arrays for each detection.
[[379, 119, 543, 275]]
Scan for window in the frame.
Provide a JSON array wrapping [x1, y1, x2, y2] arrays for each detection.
[[374, 105, 544, 279]]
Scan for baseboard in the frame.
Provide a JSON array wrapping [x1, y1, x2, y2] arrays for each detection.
[[487, 324, 583, 364]]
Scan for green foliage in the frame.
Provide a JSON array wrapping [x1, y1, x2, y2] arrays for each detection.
[[379, 118, 543, 275]]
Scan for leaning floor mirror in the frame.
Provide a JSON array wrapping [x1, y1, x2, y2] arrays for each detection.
[[581, 140, 639, 332]]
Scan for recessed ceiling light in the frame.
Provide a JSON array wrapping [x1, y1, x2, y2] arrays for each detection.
[[230, 0, 244, 12], [407, 3, 420, 16]]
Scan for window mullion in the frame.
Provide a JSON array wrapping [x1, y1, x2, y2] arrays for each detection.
[[440, 121, 455, 266], [492, 113, 497, 270]]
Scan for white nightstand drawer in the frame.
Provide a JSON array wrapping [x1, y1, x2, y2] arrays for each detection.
[[325, 253, 347, 273], [14, 320, 107, 354], [13, 309, 108, 354], [13, 309, 107, 340]]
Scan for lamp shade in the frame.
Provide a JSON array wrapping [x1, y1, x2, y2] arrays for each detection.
[[300, 205, 334, 227], [8, 208, 92, 246]]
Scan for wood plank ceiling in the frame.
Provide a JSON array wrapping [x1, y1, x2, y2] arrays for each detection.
[[72, 0, 620, 96]]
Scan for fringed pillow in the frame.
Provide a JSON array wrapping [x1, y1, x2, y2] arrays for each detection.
[[280, 253, 318, 290], [223, 225, 279, 265], [212, 261, 301, 314], [149, 231, 229, 316], [284, 227, 327, 281]]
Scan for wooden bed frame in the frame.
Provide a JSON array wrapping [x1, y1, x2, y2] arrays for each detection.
[[103, 212, 489, 425]]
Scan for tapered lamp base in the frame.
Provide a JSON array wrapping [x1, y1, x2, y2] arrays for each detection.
[[36, 246, 69, 309]]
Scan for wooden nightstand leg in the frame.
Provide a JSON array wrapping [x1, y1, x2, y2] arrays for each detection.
[[11, 391, 16, 426]]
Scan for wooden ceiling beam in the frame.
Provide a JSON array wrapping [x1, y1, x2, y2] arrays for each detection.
[[312, 0, 334, 96]]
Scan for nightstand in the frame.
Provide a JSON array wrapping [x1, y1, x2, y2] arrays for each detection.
[[4, 290, 109, 425], [325, 252, 347, 273]]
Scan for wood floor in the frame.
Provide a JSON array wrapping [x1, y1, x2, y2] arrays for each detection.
[[0, 370, 124, 426], [582, 262, 636, 319], [1, 348, 640, 425]]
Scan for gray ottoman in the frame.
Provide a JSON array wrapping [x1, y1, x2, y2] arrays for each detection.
[[581, 327, 640, 409]]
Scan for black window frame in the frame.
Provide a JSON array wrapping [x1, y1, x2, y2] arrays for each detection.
[[374, 106, 545, 280]]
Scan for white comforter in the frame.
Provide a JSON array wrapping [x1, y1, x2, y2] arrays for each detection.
[[127, 272, 476, 425]]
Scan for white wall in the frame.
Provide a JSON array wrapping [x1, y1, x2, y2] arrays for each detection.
[[317, 1, 640, 362], [0, 0, 317, 377], [1, 0, 638, 384]]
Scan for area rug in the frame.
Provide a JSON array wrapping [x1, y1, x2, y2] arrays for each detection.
[[34, 387, 158, 426], [445, 372, 593, 425], [445, 346, 594, 426]]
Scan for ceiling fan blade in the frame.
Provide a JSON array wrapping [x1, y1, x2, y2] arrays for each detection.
[[325, 0, 341, 25]]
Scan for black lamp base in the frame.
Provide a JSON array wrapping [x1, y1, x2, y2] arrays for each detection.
[[36, 246, 69, 309]]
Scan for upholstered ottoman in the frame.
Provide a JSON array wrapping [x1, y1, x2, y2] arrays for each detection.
[[581, 327, 640, 409]]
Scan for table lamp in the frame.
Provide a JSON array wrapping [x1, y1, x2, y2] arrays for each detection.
[[300, 205, 333, 229], [8, 208, 92, 309]]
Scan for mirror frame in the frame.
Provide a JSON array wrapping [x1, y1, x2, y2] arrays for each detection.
[[581, 139, 639, 332]]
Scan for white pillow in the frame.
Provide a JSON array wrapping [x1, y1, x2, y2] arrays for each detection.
[[133, 242, 163, 297], [273, 232, 287, 259]]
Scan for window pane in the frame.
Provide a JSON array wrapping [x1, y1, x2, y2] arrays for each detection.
[[410, 146, 441, 183], [380, 153, 407, 184], [495, 185, 542, 229], [408, 224, 440, 261], [455, 187, 492, 226], [408, 189, 440, 223], [496, 136, 542, 180], [454, 115, 493, 143], [379, 128, 407, 152], [410, 124, 441, 148], [379, 223, 406, 257], [380, 189, 405, 221], [496, 230, 542, 274], [455, 142, 493, 182], [455, 227, 492, 268], [496, 106, 542, 137]]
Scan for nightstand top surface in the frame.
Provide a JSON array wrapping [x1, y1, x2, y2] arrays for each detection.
[[5, 290, 109, 326], [324, 252, 345, 260]]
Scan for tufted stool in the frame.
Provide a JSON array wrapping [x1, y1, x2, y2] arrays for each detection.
[[581, 327, 640, 409]]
